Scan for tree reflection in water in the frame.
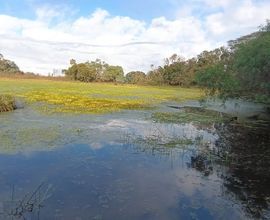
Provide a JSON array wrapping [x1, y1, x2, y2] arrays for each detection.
[[215, 123, 270, 219], [126, 121, 270, 219], [188, 122, 270, 219]]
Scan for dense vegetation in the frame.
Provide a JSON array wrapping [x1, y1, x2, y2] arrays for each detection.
[[65, 59, 124, 82], [0, 54, 21, 74], [0, 95, 16, 112], [125, 71, 147, 84], [195, 21, 270, 102], [144, 21, 270, 102]]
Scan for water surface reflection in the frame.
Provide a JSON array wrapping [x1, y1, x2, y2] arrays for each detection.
[[0, 108, 269, 219]]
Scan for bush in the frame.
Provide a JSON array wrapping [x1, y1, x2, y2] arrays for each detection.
[[0, 54, 20, 73], [0, 95, 16, 112]]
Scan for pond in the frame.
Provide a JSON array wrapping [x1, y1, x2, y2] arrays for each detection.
[[0, 100, 269, 220]]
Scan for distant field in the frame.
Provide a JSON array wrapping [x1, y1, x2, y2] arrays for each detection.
[[0, 78, 203, 113]]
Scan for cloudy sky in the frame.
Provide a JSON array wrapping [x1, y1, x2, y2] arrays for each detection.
[[0, 0, 269, 74]]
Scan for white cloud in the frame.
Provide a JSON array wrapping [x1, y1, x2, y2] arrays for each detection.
[[0, 1, 269, 75], [201, 0, 236, 8], [205, 0, 270, 40]]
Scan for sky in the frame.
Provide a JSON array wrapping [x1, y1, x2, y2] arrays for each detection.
[[0, 0, 269, 75]]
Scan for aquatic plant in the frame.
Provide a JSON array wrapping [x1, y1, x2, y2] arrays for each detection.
[[152, 107, 230, 125], [0, 182, 52, 219]]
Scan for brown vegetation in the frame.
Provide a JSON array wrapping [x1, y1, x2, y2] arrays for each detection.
[[0, 95, 16, 112]]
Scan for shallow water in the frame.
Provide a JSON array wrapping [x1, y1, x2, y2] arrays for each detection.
[[0, 104, 269, 220], [175, 98, 269, 119]]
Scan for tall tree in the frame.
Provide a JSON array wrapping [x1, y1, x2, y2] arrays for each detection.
[[0, 54, 21, 74], [196, 21, 270, 102], [125, 71, 146, 84], [102, 66, 124, 82]]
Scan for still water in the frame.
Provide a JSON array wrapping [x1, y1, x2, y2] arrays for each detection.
[[0, 103, 269, 220]]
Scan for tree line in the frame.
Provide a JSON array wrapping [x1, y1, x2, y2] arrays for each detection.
[[1, 21, 269, 102], [65, 59, 124, 83], [64, 21, 269, 102], [195, 21, 270, 102]]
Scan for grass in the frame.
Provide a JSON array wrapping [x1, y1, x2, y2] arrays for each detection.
[[0, 94, 16, 112], [152, 107, 230, 125], [0, 78, 203, 114]]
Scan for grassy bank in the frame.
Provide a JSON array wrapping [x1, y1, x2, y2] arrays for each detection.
[[0, 78, 203, 114], [0, 95, 15, 112]]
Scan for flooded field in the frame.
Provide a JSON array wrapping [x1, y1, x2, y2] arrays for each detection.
[[0, 99, 269, 220]]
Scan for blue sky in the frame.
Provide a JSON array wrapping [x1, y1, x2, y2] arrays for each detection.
[[0, 0, 179, 21], [0, 0, 269, 74], [0, 0, 228, 24]]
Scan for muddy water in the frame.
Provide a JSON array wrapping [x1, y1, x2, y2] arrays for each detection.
[[0, 103, 269, 220]]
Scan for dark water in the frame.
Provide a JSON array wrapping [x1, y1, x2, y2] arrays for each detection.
[[0, 105, 269, 220]]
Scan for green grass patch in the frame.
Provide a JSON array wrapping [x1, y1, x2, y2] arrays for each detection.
[[0, 94, 15, 112], [0, 78, 203, 114], [152, 107, 230, 125]]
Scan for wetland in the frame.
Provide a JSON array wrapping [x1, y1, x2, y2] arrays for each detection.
[[0, 78, 269, 220]]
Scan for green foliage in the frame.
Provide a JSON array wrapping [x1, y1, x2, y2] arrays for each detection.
[[146, 51, 231, 87], [102, 65, 124, 82], [162, 61, 186, 85], [183, 58, 197, 86], [195, 64, 239, 99], [146, 68, 165, 85], [76, 63, 97, 82], [195, 21, 270, 103], [146, 54, 193, 86], [65, 64, 78, 80], [125, 71, 146, 84], [232, 30, 270, 97], [65, 59, 124, 83], [0, 53, 21, 74], [196, 47, 231, 69]]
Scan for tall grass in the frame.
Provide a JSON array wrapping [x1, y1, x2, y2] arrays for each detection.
[[0, 95, 15, 112]]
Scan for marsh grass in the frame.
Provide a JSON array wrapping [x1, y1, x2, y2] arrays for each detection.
[[0, 182, 52, 219], [129, 135, 194, 148], [0, 78, 203, 114], [123, 133, 195, 157], [152, 107, 230, 125], [0, 94, 15, 112]]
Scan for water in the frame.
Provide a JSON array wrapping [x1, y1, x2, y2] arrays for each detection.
[[175, 98, 270, 119], [0, 104, 269, 220]]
